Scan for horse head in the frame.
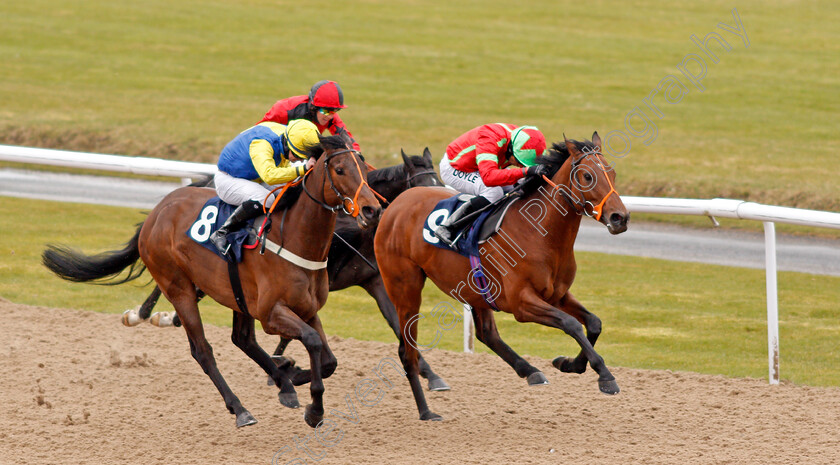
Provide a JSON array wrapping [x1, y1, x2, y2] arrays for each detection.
[[308, 135, 382, 228], [401, 147, 443, 188], [544, 132, 629, 234]]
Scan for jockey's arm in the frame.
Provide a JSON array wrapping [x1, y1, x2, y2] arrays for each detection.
[[249, 139, 306, 185], [476, 157, 525, 186]]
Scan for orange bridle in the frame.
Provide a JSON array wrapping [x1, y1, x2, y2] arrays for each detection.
[[541, 149, 618, 222]]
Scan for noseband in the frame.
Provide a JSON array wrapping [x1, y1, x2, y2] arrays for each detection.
[[302, 148, 372, 217]]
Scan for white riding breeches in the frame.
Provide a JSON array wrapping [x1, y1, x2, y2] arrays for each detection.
[[439, 156, 505, 203]]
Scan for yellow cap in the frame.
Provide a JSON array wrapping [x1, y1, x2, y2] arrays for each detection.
[[285, 119, 320, 159]]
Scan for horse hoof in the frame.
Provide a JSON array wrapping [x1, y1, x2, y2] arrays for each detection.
[[419, 411, 443, 421], [235, 410, 258, 428], [527, 372, 549, 386], [304, 404, 324, 428], [121, 308, 146, 327], [278, 391, 300, 409], [552, 356, 585, 374], [598, 379, 620, 395], [427, 377, 451, 392], [149, 312, 176, 327]]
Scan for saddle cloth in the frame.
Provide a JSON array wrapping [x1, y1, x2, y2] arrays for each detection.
[[187, 197, 262, 263], [422, 193, 521, 257]]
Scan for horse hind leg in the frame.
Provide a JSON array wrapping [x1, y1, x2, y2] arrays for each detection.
[[166, 287, 257, 427], [362, 276, 450, 392], [230, 311, 300, 409], [122, 285, 160, 326], [470, 306, 548, 386], [550, 293, 601, 375], [150, 288, 203, 328], [266, 337, 295, 386]]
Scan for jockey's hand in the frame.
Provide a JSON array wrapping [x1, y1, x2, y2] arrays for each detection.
[[305, 157, 316, 171], [524, 164, 550, 178]]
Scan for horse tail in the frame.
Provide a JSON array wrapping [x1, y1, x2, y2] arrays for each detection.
[[42, 222, 146, 285]]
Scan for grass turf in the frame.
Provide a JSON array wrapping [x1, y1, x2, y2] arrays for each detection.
[[1, 0, 838, 210]]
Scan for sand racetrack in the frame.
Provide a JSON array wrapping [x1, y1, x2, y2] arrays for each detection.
[[1, 298, 839, 464]]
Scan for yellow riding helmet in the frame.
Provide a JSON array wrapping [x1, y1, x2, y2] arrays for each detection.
[[284, 119, 321, 159]]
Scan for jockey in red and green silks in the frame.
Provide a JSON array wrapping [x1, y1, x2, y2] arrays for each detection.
[[435, 123, 548, 245]]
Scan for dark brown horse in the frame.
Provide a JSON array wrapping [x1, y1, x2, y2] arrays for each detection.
[[43, 135, 381, 428], [126, 148, 450, 390], [373, 133, 629, 420]]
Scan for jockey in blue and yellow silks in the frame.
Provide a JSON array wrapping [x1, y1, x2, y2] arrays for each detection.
[[210, 119, 321, 255]]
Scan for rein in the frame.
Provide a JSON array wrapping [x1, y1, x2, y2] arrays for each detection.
[[407, 169, 440, 187], [540, 148, 618, 222], [302, 148, 380, 216]]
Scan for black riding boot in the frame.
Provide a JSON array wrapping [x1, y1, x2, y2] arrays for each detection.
[[209, 200, 264, 255], [434, 196, 491, 247]]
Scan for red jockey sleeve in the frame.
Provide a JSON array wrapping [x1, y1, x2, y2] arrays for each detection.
[[477, 160, 524, 186], [474, 126, 523, 187], [327, 114, 360, 151], [259, 99, 294, 124]]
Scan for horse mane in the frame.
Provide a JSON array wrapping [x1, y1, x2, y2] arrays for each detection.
[[367, 164, 404, 185], [519, 138, 599, 196]]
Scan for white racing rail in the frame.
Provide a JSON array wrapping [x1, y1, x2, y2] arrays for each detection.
[[3, 144, 838, 384], [0, 144, 216, 181]]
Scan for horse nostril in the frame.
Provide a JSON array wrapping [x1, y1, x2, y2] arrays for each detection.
[[362, 206, 380, 221], [610, 213, 625, 226]]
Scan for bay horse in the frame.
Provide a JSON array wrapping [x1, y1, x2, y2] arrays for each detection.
[[42, 135, 381, 428], [373, 133, 629, 420], [127, 148, 450, 390]]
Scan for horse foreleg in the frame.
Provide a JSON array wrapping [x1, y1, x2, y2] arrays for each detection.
[[382, 260, 441, 421], [168, 290, 257, 427], [361, 276, 450, 392], [265, 303, 326, 429], [517, 292, 619, 395], [230, 311, 299, 409], [470, 306, 548, 386], [550, 292, 601, 375]]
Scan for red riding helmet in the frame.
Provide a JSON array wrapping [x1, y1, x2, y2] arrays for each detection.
[[308, 80, 347, 109]]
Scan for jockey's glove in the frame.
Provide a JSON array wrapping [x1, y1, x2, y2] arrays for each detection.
[[525, 164, 550, 178]]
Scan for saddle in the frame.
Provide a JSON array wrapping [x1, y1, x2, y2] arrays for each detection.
[[423, 192, 522, 258]]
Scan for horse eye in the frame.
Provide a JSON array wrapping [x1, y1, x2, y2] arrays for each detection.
[[583, 173, 592, 182], [335, 167, 344, 175]]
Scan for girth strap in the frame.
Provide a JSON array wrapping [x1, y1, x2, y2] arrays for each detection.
[[226, 259, 250, 314]]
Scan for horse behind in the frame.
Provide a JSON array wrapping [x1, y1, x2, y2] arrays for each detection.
[[43, 135, 381, 428], [373, 133, 629, 420]]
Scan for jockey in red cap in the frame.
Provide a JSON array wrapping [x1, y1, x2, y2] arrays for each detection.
[[435, 123, 549, 246], [259, 80, 360, 151]]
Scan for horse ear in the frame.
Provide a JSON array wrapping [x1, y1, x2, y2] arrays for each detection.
[[563, 133, 580, 158], [401, 149, 410, 165], [423, 147, 433, 162], [592, 131, 602, 151]]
